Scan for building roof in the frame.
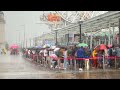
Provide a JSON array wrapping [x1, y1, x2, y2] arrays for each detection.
[[54, 11, 120, 35]]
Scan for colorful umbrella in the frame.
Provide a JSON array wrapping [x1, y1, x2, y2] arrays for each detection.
[[10, 44, 19, 49], [94, 44, 107, 50], [77, 43, 88, 47], [50, 54, 58, 60], [100, 44, 107, 50]]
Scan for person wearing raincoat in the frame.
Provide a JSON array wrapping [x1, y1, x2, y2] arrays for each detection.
[[92, 48, 98, 68]]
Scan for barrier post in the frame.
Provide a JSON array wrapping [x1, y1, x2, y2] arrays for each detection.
[[58, 58, 60, 73], [103, 55, 105, 70], [115, 56, 117, 69], [70, 57, 74, 73], [74, 58, 77, 74], [72, 58, 77, 79], [36, 55, 38, 63], [86, 59, 89, 70]]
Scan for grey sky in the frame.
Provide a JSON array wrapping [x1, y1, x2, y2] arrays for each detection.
[[3, 11, 51, 45]]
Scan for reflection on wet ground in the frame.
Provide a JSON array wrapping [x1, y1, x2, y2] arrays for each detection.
[[53, 70, 120, 79], [0, 53, 120, 79]]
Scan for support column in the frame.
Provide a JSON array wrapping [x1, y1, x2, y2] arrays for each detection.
[[90, 29, 93, 50], [113, 26, 115, 44], [79, 23, 82, 43], [30, 38, 31, 47], [55, 30, 58, 46], [86, 37, 87, 44], [104, 38, 106, 45], [26, 39, 27, 48], [108, 23, 111, 45], [119, 18, 120, 45], [99, 39, 101, 45], [67, 30, 69, 46]]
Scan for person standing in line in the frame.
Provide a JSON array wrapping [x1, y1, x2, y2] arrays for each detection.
[[63, 48, 68, 70], [77, 46, 85, 71]]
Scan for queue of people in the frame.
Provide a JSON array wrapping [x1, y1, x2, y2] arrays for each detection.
[[22, 44, 120, 71]]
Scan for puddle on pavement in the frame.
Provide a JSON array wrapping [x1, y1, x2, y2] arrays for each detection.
[[52, 70, 120, 79]]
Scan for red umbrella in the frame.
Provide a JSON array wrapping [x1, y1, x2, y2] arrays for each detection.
[[10, 44, 19, 49], [100, 44, 107, 50]]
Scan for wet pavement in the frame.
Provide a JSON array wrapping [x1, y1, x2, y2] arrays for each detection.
[[0, 52, 120, 79], [52, 69, 120, 79], [0, 52, 54, 79]]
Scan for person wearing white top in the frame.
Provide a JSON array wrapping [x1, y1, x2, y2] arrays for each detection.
[[63, 48, 68, 70], [43, 49, 48, 66]]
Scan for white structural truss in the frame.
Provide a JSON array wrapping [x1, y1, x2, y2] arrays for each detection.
[[40, 11, 108, 30], [54, 11, 120, 34], [56, 11, 107, 23]]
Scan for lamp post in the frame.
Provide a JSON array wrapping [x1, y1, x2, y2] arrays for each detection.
[[30, 38, 31, 47], [55, 30, 58, 46], [20, 25, 25, 48], [67, 30, 70, 46], [16, 30, 21, 45], [119, 18, 120, 45], [78, 21, 83, 43]]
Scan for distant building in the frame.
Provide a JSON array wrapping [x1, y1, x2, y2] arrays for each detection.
[[0, 11, 5, 48]]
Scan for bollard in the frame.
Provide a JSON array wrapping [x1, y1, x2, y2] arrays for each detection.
[[103, 55, 105, 70], [70, 58, 72, 73], [74, 58, 77, 74], [85, 59, 89, 70], [86, 59, 89, 70], [73, 58, 77, 79], [115, 56, 117, 69], [36, 55, 38, 63], [58, 59, 60, 73]]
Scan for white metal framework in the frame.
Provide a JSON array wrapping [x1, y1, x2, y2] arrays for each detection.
[[54, 11, 120, 34]]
